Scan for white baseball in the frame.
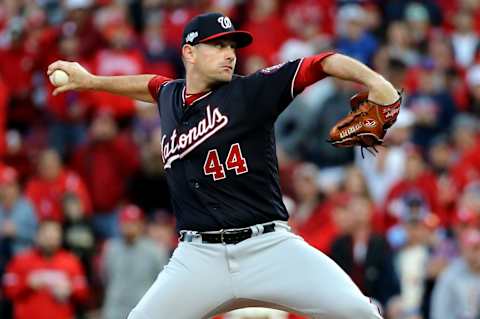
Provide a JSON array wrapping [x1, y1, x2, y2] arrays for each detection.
[[49, 69, 69, 87]]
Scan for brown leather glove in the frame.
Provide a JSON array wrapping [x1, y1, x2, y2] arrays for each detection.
[[327, 91, 402, 153]]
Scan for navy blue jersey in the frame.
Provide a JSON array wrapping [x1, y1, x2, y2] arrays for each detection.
[[157, 59, 302, 232]]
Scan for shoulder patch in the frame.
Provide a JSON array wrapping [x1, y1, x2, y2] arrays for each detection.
[[260, 62, 287, 74]]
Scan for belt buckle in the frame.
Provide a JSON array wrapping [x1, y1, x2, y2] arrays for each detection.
[[220, 229, 236, 244]]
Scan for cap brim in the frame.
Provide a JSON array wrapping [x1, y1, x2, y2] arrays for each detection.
[[199, 31, 253, 48]]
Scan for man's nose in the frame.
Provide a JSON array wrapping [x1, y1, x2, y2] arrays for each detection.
[[225, 47, 235, 61]]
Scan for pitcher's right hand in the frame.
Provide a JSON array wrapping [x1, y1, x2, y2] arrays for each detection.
[[47, 60, 94, 96]]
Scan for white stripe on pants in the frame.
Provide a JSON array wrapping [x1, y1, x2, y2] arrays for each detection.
[[128, 222, 383, 319]]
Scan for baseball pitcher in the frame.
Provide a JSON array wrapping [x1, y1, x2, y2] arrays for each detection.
[[47, 12, 400, 319]]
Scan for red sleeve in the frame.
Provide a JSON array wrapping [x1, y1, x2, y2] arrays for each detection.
[[293, 52, 336, 95], [148, 75, 172, 101], [3, 255, 33, 300]]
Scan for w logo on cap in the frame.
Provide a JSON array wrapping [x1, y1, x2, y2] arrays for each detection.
[[185, 31, 198, 43], [217, 16, 232, 29]]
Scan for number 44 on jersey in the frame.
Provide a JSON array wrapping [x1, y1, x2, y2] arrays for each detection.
[[203, 143, 248, 180]]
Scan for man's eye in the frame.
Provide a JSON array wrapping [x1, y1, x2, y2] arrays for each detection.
[[215, 43, 223, 49]]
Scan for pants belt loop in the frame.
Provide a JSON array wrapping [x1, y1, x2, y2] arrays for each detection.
[[180, 231, 202, 243], [257, 224, 264, 235], [250, 225, 259, 236], [250, 224, 265, 237]]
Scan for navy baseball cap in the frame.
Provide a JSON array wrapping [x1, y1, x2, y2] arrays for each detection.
[[182, 12, 253, 48]]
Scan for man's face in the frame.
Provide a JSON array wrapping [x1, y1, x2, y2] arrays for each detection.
[[90, 113, 117, 141], [38, 150, 62, 180], [36, 222, 62, 255], [120, 221, 143, 242], [348, 197, 372, 227], [188, 39, 237, 83]]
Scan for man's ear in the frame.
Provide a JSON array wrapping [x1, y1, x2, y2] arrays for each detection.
[[182, 45, 195, 64]]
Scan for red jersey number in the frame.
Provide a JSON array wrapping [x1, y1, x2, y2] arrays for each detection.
[[203, 149, 226, 181], [225, 143, 248, 175], [203, 143, 248, 180]]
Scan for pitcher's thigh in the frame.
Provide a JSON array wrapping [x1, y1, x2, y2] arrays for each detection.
[[128, 243, 233, 319], [240, 235, 382, 319]]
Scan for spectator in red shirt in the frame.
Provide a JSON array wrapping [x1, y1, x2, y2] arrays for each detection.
[[454, 183, 480, 228], [2, 220, 89, 319], [425, 133, 460, 227], [242, 0, 291, 65], [72, 111, 140, 239], [289, 163, 338, 253], [384, 148, 439, 229], [25, 149, 92, 221], [0, 25, 33, 98], [140, 15, 182, 79], [449, 114, 480, 191], [283, 0, 335, 37], [160, 5, 199, 48], [0, 25, 37, 132], [62, 0, 105, 60], [90, 23, 145, 118], [279, 0, 334, 62]]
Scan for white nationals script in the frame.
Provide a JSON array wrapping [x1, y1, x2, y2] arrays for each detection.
[[161, 105, 229, 169]]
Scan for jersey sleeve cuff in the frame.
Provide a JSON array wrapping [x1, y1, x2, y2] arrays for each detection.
[[148, 75, 172, 101]]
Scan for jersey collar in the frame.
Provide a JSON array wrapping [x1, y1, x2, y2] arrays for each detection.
[[182, 86, 212, 107]]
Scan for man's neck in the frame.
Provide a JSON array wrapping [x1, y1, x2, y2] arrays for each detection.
[[124, 235, 140, 246], [185, 71, 212, 94], [353, 227, 370, 242], [38, 248, 57, 259]]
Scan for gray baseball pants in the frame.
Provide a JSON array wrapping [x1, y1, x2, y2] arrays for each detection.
[[127, 221, 383, 319]]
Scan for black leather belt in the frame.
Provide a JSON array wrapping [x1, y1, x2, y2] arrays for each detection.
[[180, 223, 276, 244]]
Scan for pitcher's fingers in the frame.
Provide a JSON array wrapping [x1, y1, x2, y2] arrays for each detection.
[[52, 83, 75, 96], [47, 60, 69, 76], [47, 61, 61, 74]]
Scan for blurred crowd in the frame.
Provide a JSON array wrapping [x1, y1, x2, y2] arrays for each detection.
[[1, 0, 480, 319]]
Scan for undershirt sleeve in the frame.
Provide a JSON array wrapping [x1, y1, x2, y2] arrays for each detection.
[[293, 51, 336, 96]]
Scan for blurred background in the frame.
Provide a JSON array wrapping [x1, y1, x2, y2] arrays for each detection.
[[1, 0, 480, 319]]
